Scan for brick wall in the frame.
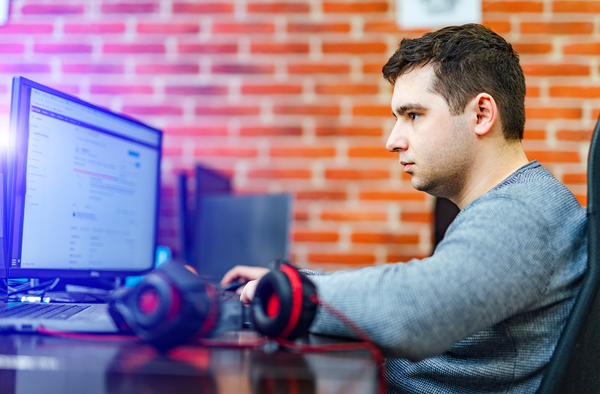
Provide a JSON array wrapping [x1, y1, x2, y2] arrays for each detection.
[[0, 0, 594, 271]]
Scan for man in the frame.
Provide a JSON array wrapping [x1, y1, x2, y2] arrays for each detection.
[[221, 24, 587, 393]]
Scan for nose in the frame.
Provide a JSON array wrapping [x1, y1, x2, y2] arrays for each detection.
[[386, 120, 408, 153]]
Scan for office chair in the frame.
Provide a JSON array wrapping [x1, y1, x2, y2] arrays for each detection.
[[535, 117, 600, 394]]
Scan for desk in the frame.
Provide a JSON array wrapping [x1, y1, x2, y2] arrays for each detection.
[[0, 332, 379, 394]]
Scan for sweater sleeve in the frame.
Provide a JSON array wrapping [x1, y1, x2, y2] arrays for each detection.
[[307, 196, 556, 361]]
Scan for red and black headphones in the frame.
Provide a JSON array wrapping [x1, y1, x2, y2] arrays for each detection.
[[250, 261, 318, 340], [108, 261, 219, 351], [108, 260, 318, 350]]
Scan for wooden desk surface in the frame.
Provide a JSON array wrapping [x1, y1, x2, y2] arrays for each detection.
[[0, 331, 379, 394]]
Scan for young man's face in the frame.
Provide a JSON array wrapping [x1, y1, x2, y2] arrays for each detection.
[[386, 65, 475, 200]]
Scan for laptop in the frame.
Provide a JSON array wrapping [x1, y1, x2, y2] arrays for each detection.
[[0, 77, 162, 333]]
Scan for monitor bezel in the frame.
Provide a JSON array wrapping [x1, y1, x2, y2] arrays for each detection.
[[8, 76, 162, 279]]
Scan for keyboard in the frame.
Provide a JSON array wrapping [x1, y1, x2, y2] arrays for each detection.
[[0, 303, 91, 320]]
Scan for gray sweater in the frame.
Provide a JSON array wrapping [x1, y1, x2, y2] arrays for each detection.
[[308, 161, 587, 393]]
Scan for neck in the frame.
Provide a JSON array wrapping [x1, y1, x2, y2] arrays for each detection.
[[452, 141, 529, 209]]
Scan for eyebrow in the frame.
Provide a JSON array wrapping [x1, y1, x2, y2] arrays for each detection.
[[393, 104, 428, 117]]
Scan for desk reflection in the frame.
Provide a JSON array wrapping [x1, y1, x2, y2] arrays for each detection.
[[0, 333, 377, 394]]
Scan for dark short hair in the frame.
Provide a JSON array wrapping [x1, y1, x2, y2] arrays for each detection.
[[383, 24, 526, 141]]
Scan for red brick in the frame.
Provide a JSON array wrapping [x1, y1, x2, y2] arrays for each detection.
[[195, 106, 260, 116], [325, 169, 389, 180], [288, 63, 350, 74], [321, 211, 387, 221], [0, 24, 53, 34], [553, 1, 600, 12], [512, 43, 552, 54], [251, 42, 309, 54], [525, 150, 580, 163], [353, 105, 391, 117], [352, 232, 420, 244], [483, 21, 512, 33], [526, 107, 582, 119], [274, 105, 339, 116], [173, 3, 234, 13], [550, 86, 600, 98], [523, 129, 546, 140], [308, 253, 376, 265], [563, 173, 587, 184], [401, 212, 433, 223], [361, 22, 399, 33], [34, 44, 92, 54], [166, 86, 227, 95], [482, 1, 543, 12], [316, 84, 379, 95], [359, 191, 427, 201], [242, 84, 302, 95], [247, 3, 310, 13], [248, 169, 311, 179], [123, 106, 183, 116], [564, 43, 600, 55], [136, 64, 199, 74], [526, 86, 540, 98], [364, 63, 384, 74], [0, 44, 24, 54], [196, 148, 257, 157], [102, 3, 158, 13], [323, 2, 388, 13], [348, 147, 391, 158], [295, 211, 309, 221], [556, 129, 593, 141], [293, 231, 339, 242], [137, 23, 199, 34], [212, 64, 275, 74], [64, 24, 125, 34], [0, 64, 50, 73], [90, 85, 153, 95], [162, 147, 183, 156], [270, 147, 335, 157], [522, 64, 589, 76], [288, 23, 350, 33], [62, 64, 123, 74], [105, 44, 165, 54], [240, 127, 303, 136], [316, 126, 382, 136], [178, 44, 237, 54], [213, 23, 274, 34], [163, 127, 228, 136], [322, 42, 387, 54], [297, 191, 347, 200], [521, 22, 593, 34], [21, 4, 84, 14]]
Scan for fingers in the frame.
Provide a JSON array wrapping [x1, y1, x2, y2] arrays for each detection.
[[220, 265, 270, 286], [240, 280, 259, 305]]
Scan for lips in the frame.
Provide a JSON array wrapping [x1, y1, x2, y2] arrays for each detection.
[[400, 161, 414, 172]]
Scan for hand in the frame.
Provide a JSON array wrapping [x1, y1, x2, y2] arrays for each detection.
[[220, 265, 270, 305], [220, 265, 270, 286]]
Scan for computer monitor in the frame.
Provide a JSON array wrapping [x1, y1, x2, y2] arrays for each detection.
[[7, 77, 162, 279]]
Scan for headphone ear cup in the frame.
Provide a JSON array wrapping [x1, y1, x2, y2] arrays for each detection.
[[250, 270, 293, 337], [250, 263, 318, 340], [108, 261, 220, 351]]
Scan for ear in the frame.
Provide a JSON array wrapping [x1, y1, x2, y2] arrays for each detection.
[[469, 93, 497, 137]]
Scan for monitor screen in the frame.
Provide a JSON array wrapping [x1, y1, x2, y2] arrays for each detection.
[[8, 77, 162, 279]]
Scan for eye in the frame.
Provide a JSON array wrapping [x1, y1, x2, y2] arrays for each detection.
[[408, 113, 420, 121]]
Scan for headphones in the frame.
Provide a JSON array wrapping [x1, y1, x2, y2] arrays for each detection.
[[250, 261, 318, 340], [108, 260, 318, 350]]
